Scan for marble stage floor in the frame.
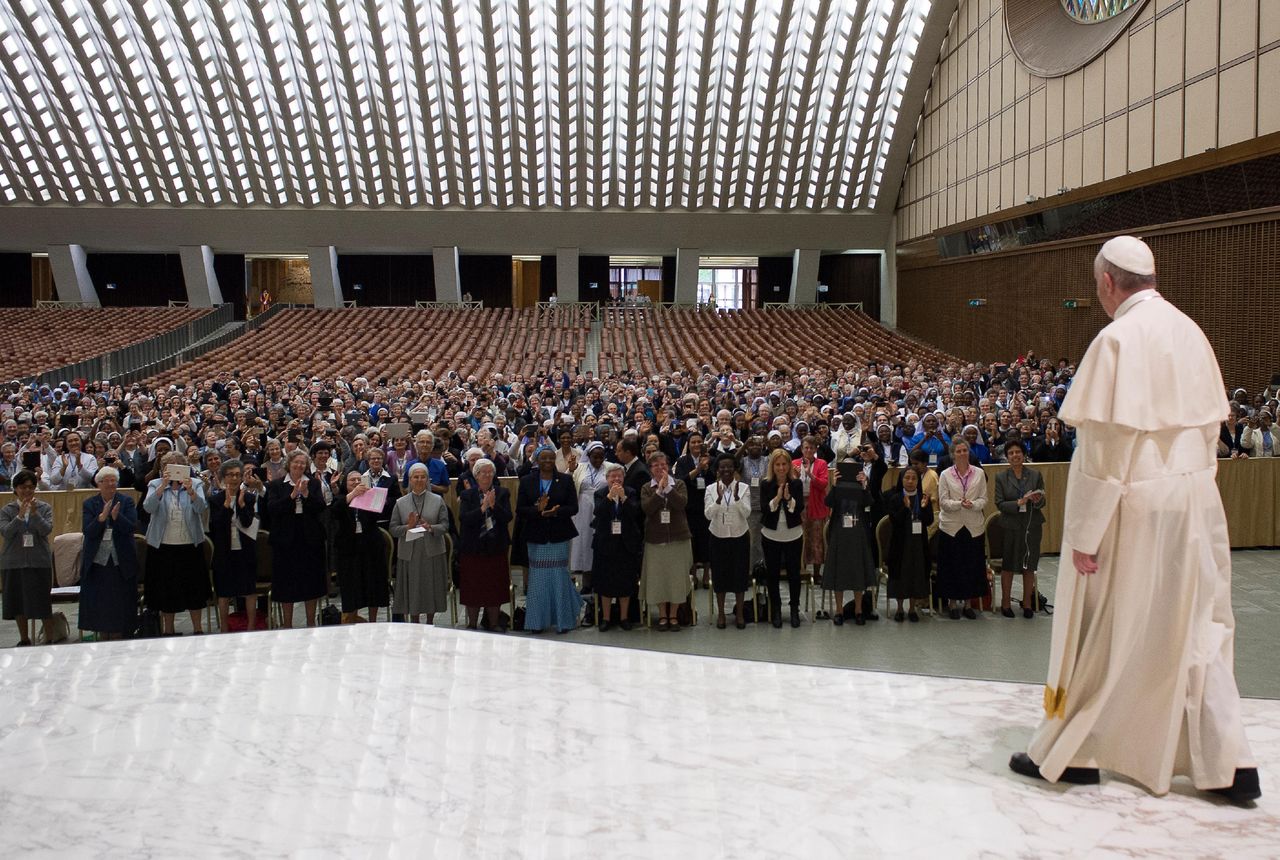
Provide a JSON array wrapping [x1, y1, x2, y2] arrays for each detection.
[[0, 626, 1276, 859]]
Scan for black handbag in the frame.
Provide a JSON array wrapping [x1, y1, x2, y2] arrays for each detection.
[[134, 608, 161, 638], [320, 601, 342, 626]]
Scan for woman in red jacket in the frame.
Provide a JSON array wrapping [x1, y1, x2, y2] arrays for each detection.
[[793, 436, 830, 587]]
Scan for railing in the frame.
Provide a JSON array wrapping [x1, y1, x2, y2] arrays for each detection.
[[166, 300, 190, 308], [414, 300, 484, 309], [762, 301, 864, 311], [535, 300, 599, 317], [23, 304, 235, 386], [35, 300, 89, 309]]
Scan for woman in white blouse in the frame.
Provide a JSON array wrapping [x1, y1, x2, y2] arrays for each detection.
[[48, 431, 97, 490], [936, 439, 988, 619], [704, 455, 753, 629]]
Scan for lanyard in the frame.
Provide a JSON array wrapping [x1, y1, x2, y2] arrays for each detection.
[[955, 466, 973, 495], [539, 477, 553, 496], [411, 492, 427, 519]]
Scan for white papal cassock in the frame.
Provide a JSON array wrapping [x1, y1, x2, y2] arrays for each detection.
[[1027, 289, 1254, 794]]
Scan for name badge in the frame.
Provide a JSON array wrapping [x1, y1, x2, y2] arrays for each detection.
[[928, 454, 938, 466], [295, 499, 303, 514], [660, 510, 671, 525], [22, 533, 33, 548], [103, 528, 113, 543], [696, 478, 705, 490], [1018, 503, 1026, 513], [842, 514, 854, 529], [750, 477, 759, 487], [911, 521, 923, 535], [355, 519, 363, 534], [611, 520, 622, 535]]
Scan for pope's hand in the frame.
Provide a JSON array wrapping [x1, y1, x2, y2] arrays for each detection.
[[1073, 549, 1098, 575]]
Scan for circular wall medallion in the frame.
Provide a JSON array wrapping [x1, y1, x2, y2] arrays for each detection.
[[1005, 0, 1151, 78]]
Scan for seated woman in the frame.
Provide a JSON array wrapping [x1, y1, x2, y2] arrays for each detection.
[[79, 467, 139, 640], [208, 459, 261, 633], [591, 461, 642, 631], [457, 458, 512, 631], [884, 467, 933, 622], [333, 471, 390, 623], [0, 470, 54, 645], [823, 464, 879, 626], [389, 463, 450, 624]]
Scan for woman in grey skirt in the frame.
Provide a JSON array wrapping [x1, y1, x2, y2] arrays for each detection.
[[640, 453, 693, 631], [994, 440, 1046, 619], [0, 470, 53, 645], [389, 463, 450, 624]]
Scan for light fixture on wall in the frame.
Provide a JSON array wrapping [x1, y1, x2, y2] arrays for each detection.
[[105, 282, 117, 291], [352, 282, 363, 291]]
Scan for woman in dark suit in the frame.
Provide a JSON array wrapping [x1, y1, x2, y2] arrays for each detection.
[[332, 471, 390, 623], [994, 440, 1046, 619], [885, 466, 933, 623], [457, 458, 512, 631], [208, 459, 261, 633], [80, 467, 139, 640], [266, 450, 327, 628], [591, 461, 643, 631], [515, 447, 581, 633], [759, 448, 806, 628]]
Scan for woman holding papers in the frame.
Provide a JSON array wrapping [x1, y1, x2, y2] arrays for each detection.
[[208, 459, 262, 633], [388, 462, 450, 624], [334, 471, 390, 623]]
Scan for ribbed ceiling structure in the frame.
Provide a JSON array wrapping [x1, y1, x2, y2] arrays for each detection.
[[0, 0, 932, 212]]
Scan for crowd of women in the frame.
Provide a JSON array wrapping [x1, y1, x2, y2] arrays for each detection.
[[2, 352, 1273, 644]]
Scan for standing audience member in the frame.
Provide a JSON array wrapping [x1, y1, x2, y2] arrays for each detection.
[[823, 464, 878, 626], [569, 442, 608, 590], [79, 468, 139, 640], [591, 462, 642, 631], [207, 459, 261, 633], [517, 447, 582, 633], [142, 451, 210, 636], [994, 441, 1046, 619], [266, 450, 328, 628], [676, 432, 713, 590], [794, 437, 830, 587], [640, 453, 694, 631], [48, 431, 97, 489], [760, 448, 806, 628], [457, 458, 512, 631], [389, 463, 450, 624], [0, 471, 53, 645], [705, 455, 751, 629], [738, 435, 768, 572], [885, 467, 932, 622], [936, 440, 988, 620], [333, 472, 390, 623]]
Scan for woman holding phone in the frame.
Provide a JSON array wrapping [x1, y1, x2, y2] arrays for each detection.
[[994, 440, 1046, 619]]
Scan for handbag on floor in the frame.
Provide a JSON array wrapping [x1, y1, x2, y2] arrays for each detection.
[[39, 611, 69, 644], [320, 601, 342, 626]]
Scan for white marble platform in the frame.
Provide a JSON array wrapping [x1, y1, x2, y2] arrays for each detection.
[[0, 626, 1276, 859]]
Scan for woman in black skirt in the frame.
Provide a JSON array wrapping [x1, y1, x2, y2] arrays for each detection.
[[332, 471, 390, 623], [590, 462, 642, 631], [885, 467, 933, 622], [704, 455, 751, 629], [266, 450, 328, 629], [208, 459, 261, 633], [823, 465, 879, 626], [936, 440, 988, 620], [675, 431, 712, 588], [141, 451, 211, 635]]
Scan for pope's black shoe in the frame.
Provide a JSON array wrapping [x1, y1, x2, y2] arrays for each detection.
[[1009, 752, 1100, 785], [1208, 768, 1261, 805]]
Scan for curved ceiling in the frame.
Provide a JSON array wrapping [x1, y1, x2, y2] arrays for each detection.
[[1005, 0, 1150, 78], [0, 0, 936, 213]]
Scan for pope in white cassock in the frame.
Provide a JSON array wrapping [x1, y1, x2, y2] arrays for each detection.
[[1009, 236, 1260, 805]]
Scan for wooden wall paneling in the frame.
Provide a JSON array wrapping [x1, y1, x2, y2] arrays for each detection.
[[31, 255, 53, 303]]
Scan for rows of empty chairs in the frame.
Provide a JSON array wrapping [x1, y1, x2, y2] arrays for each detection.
[[147, 305, 592, 386], [597, 307, 957, 375], [0, 306, 211, 380]]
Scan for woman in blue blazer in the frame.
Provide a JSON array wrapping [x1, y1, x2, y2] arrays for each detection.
[[80, 467, 139, 640]]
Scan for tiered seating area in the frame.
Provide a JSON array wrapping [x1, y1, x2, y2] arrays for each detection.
[[598, 307, 957, 374], [0, 306, 210, 379], [149, 306, 592, 385]]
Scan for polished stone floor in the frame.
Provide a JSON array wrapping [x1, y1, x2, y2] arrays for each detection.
[[0, 625, 1275, 859], [8, 550, 1279, 698]]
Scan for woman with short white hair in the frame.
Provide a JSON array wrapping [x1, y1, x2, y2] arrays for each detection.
[[266, 449, 328, 628], [389, 462, 450, 624], [457, 458, 512, 630], [79, 467, 140, 640]]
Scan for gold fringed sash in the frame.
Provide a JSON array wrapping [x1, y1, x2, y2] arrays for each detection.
[[1043, 685, 1068, 719]]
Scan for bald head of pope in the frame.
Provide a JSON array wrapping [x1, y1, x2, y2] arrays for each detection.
[[1093, 235, 1158, 318]]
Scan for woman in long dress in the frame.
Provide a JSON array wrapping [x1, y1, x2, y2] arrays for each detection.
[[591, 462, 642, 631], [884, 467, 933, 623], [457, 458, 512, 631], [333, 472, 391, 623], [823, 466, 879, 626], [675, 432, 712, 589], [389, 462, 450, 624], [569, 442, 608, 584], [516, 447, 582, 633], [936, 439, 988, 620], [640, 452, 694, 631]]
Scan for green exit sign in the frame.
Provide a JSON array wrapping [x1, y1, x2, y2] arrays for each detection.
[[1063, 300, 1078, 309], [1063, 298, 1092, 309], [968, 298, 987, 307]]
